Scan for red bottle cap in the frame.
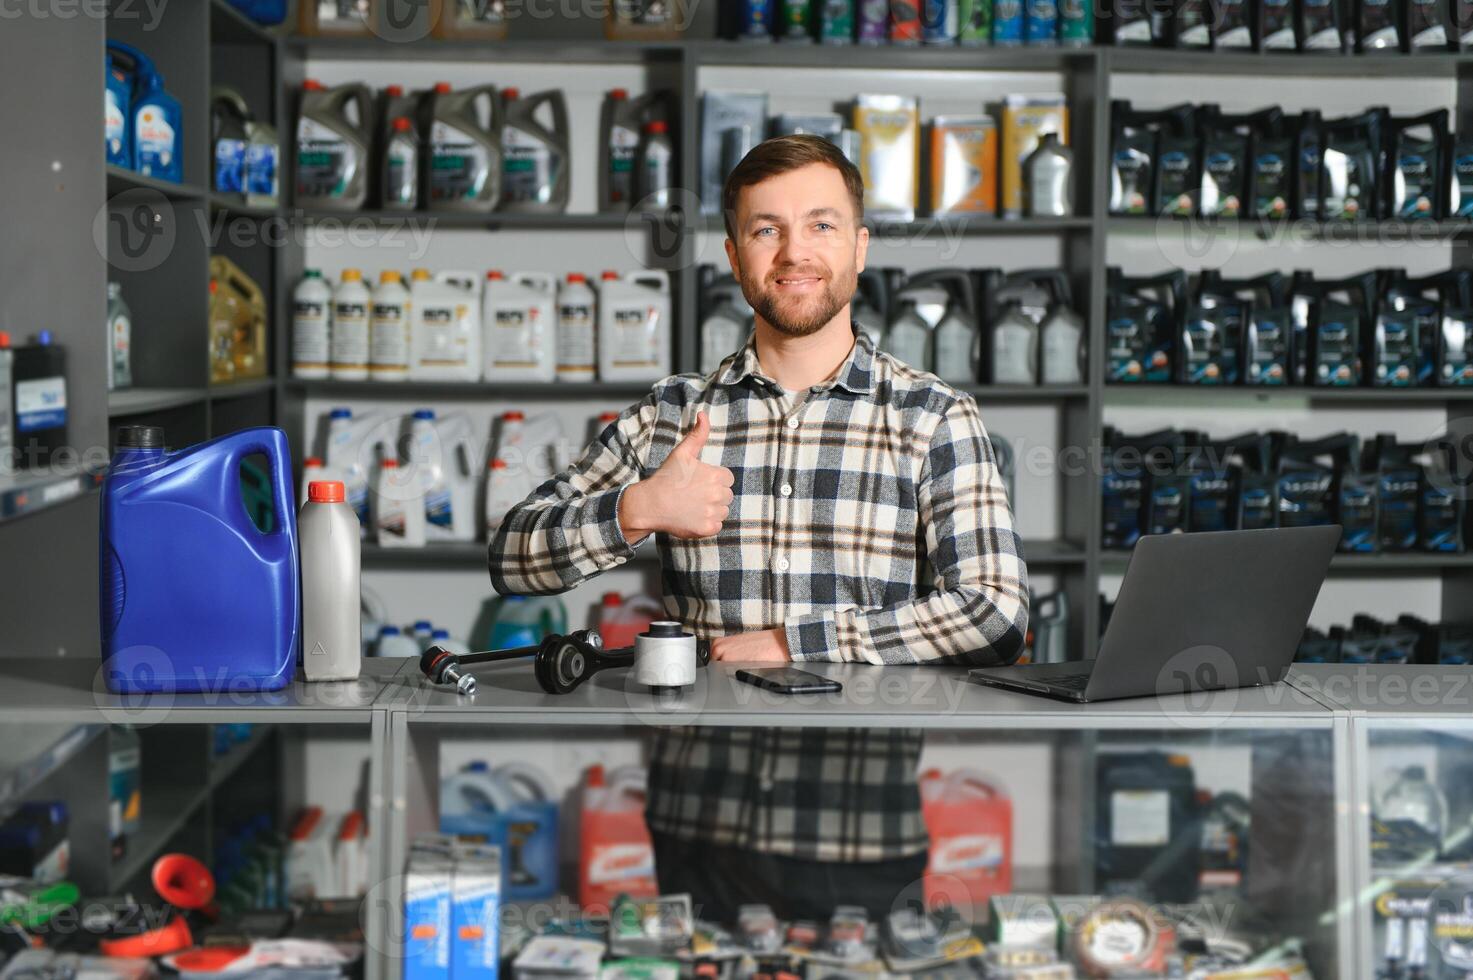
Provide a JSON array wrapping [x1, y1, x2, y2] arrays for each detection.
[[608, 88, 628, 100], [502, 86, 520, 99], [309, 480, 346, 503], [602, 591, 622, 606], [434, 82, 452, 94], [489, 458, 507, 470], [601, 270, 619, 280], [566, 272, 586, 284], [304, 456, 323, 467], [381, 459, 399, 469], [486, 270, 504, 280], [503, 410, 525, 421], [598, 411, 619, 422], [303, 79, 323, 91], [386, 84, 404, 97], [644, 120, 668, 134], [0, 332, 10, 349], [392, 117, 412, 132]]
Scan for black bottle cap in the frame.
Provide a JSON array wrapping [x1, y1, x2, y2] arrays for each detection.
[[115, 425, 165, 449]]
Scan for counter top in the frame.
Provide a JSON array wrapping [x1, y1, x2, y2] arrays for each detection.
[[1287, 663, 1473, 720], [0, 658, 398, 724], [385, 658, 1335, 730]]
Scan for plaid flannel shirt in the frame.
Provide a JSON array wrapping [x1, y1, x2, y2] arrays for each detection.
[[488, 326, 1029, 862]]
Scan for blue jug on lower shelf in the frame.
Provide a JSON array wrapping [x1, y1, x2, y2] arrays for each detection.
[[101, 425, 300, 693]]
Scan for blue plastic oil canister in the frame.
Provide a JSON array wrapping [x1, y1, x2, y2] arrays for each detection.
[[101, 425, 300, 693]]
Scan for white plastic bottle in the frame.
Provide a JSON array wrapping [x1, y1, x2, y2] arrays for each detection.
[[331, 269, 371, 380], [374, 626, 421, 658], [374, 459, 426, 548], [430, 628, 472, 657], [637, 121, 673, 208], [292, 269, 333, 379], [557, 273, 598, 382], [407, 409, 478, 542], [933, 304, 979, 385], [884, 299, 935, 371], [485, 410, 535, 537], [324, 407, 390, 535], [598, 270, 672, 382], [409, 270, 482, 381], [299, 480, 362, 682], [370, 270, 411, 382], [413, 620, 435, 649], [483, 270, 557, 382]]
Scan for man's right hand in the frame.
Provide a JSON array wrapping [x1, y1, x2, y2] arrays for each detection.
[[619, 412, 736, 545]]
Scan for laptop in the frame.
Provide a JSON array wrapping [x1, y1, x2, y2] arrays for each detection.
[[970, 526, 1341, 703]]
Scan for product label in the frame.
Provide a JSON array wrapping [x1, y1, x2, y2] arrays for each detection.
[[105, 90, 126, 160], [502, 126, 556, 205], [1278, 471, 1333, 525], [1110, 141, 1152, 215], [1102, 470, 1144, 547], [1322, 142, 1373, 218], [293, 299, 330, 371], [1024, 0, 1057, 40], [245, 142, 278, 198], [1338, 475, 1378, 551], [1240, 483, 1275, 529], [1421, 484, 1462, 550], [994, 0, 1024, 40], [1299, 141, 1322, 217], [1252, 145, 1291, 217], [1182, 315, 1225, 383], [1215, 0, 1250, 43], [370, 300, 410, 371], [1442, 312, 1473, 384], [216, 138, 247, 194], [387, 139, 418, 205], [430, 120, 492, 202], [933, 123, 997, 215], [557, 302, 596, 375], [415, 302, 473, 369], [1111, 790, 1170, 846], [608, 124, 639, 206], [1189, 473, 1233, 532], [489, 306, 543, 369], [16, 377, 67, 433], [959, 0, 993, 40], [1201, 148, 1243, 216], [134, 107, 176, 176], [297, 117, 357, 199], [1176, 0, 1209, 44], [332, 300, 369, 368], [1375, 312, 1419, 386], [1380, 468, 1420, 550], [1315, 313, 1361, 385], [1394, 142, 1437, 218], [425, 488, 453, 529], [611, 305, 659, 369], [888, 323, 931, 370], [111, 313, 132, 388], [1149, 479, 1186, 534], [935, 323, 975, 375], [1156, 146, 1197, 216], [1245, 312, 1290, 384]]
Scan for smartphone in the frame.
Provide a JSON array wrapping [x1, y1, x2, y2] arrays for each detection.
[[734, 667, 843, 694]]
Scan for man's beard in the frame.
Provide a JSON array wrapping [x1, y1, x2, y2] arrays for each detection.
[[741, 263, 857, 338]]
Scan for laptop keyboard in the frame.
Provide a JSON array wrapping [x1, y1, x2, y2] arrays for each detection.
[[1047, 672, 1092, 690]]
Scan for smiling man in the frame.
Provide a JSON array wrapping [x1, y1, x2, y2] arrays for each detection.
[[489, 134, 1028, 921]]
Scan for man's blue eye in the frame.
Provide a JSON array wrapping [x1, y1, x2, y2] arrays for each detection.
[[756, 227, 776, 237], [816, 222, 835, 232]]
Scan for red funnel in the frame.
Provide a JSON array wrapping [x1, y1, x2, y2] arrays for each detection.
[[153, 853, 215, 909]]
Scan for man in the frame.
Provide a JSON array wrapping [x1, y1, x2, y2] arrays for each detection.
[[489, 134, 1028, 923]]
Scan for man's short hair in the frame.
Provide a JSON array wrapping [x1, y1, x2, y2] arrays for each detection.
[[721, 134, 865, 241]]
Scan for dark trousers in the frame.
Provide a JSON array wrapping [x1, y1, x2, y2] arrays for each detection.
[[651, 830, 928, 925]]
